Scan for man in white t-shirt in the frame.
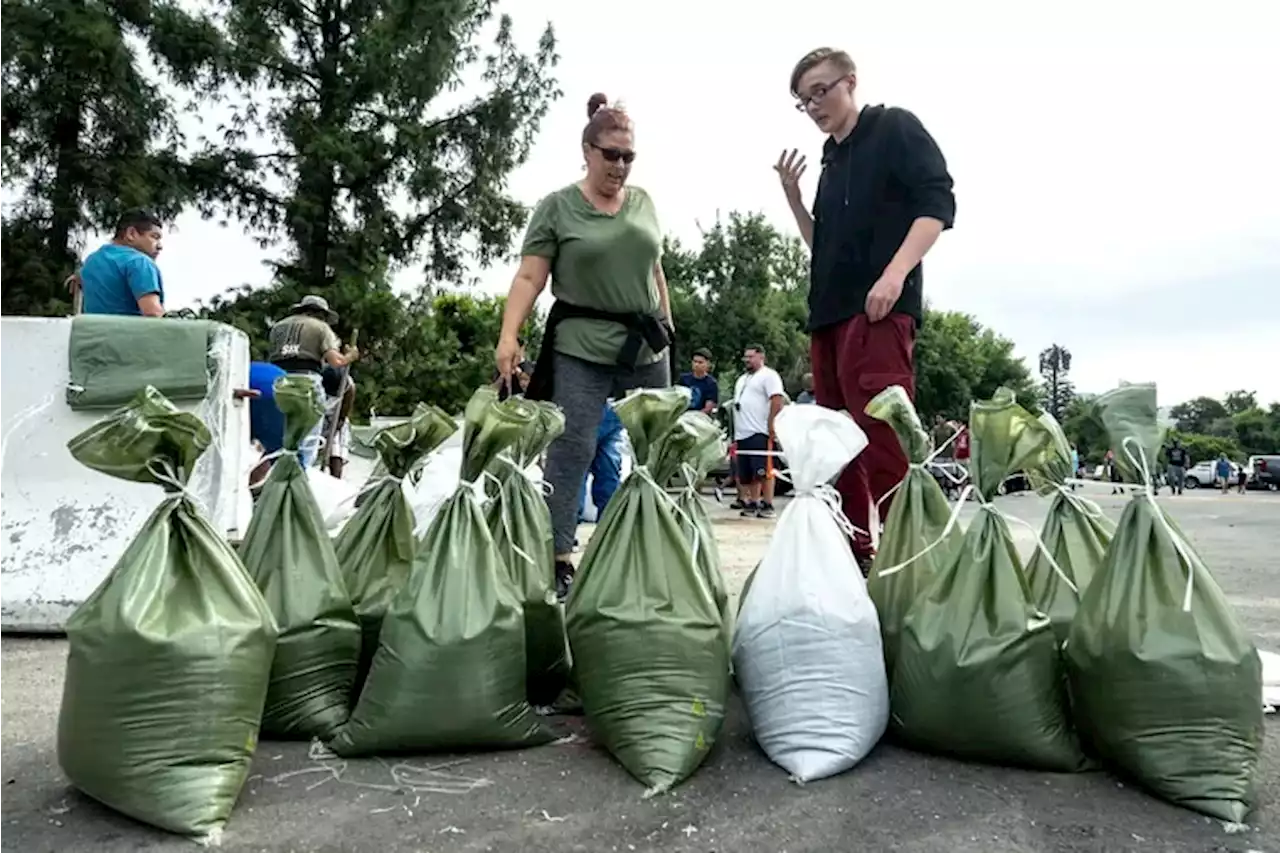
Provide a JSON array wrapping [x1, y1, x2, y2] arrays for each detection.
[[732, 344, 787, 519]]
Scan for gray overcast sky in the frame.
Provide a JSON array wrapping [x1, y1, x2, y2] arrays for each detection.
[[106, 0, 1280, 406]]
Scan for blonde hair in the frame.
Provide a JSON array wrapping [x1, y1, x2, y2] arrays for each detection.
[[789, 48, 857, 95]]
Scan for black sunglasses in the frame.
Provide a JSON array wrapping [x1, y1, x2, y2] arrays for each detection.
[[591, 143, 636, 164]]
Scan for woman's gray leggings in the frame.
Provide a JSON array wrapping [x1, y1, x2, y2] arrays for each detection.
[[544, 352, 670, 555]]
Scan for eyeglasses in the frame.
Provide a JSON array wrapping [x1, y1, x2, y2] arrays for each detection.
[[591, 144, 636, 164], [794, 76, 850, 112]]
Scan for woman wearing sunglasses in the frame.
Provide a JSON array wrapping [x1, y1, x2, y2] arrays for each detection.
[[495, 92, 674, 600]]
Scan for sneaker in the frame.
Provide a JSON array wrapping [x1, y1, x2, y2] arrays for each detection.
[[756, 502, 776, 519], [739, 501, 759, 517], [554, 560, 575, 602], [729, 498, 747, 510]]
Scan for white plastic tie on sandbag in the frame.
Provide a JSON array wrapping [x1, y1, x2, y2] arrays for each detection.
[[732, 405, 889, 783], [1122, 436, 1197, 612]]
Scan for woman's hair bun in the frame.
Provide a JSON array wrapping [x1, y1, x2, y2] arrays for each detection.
[[587, 93, 608, 118]]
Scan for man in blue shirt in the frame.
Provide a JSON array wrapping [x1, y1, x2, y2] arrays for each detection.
[[677, 348, 720, 414], [78, 209, 166, 317], [579, 403, 625, 523]]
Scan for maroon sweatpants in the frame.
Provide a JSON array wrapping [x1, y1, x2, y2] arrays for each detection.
[[810, 312, 916, 557]]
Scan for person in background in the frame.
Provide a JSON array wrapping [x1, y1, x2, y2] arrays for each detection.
[[732, 344, 786, 519], [1237, 460, 1249, 494], [677, 348, 719, 414], [268, 295, 359, 468], [1105, 449, 1121, 494], [774, 47, 956, 572], [578, 403, 625, 523], [321, 365, 357, 479], [77, 209, 166, 317], [1215, 454, 1233, 495], [931, 415, 953, 458], [795, 373, 816, 405], [247, 361, 287, 487], [495, 93, 674, 601], [1069, 445, 1080, 492], [953, 422, 971, 472], [1165, 439, 1189, 495]]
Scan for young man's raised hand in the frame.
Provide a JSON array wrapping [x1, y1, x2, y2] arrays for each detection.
[[774, 149, 808, 207]]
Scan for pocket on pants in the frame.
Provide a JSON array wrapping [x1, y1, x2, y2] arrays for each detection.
[[851, 314, 915, 402]]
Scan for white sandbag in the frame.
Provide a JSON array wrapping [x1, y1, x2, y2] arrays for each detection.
[[1261, 650, 1280, 710], [305, 467, 360, 530], [733, 405, 889, 782]]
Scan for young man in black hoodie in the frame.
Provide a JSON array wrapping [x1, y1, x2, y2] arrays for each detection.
[[774, 47, 956, 570]]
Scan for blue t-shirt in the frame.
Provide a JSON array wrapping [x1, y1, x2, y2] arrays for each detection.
[[678, 372, 719, 411], [249, 362, 287, 454], [79, 243, 165, 316], [1216, 459, 1233, 478]]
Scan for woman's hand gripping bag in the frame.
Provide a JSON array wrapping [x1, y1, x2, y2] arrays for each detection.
[[733, 406, 889, 782], [865, 386, 964, 679], [565, 387, 730, 795], [1066, 383, 1263, 822], [484, 400, 571, 707], [891, 388, 1088, 772], [1023, 411, 1113, 644], [330, 388, 553, 754], [239, 375, 361, 739], [334, 402, 456, 693], [57, 387, 277, 842], [662, 412, 732, 648]]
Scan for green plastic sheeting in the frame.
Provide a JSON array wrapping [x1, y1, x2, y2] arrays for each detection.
[[484, 400, 570, 707], [331, 387, 553, 755], [57, 387, 277, 841], [866, 386, 963, 679], [657, 412, 732, 648], [1066, 383, 1263, 822], [335, 402, 456, 692], [566, 387, 730, 794], [1023, 412, 1113, 643], [891, 388, 1087, 772], [239, 375, 361, 740], [66, 315, 214, 410]]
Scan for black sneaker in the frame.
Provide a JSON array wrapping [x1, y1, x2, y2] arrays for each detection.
[[739, 501, 759, 517], [554, 560, 575, 602], [729, 498, 747, 510], [756, 502, 776, 519]]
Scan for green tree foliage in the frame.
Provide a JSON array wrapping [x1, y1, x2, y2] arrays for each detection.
[[197, 0, 559, 290], [914, 310, 1039, 421], [1037, 343, 1074, 420], [0, 0, 222, 315], [1061, 394, 1108, 464], [1169, 395, 1230, 435]]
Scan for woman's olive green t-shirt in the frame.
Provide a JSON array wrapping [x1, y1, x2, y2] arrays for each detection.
[[521, 183, 664, 367]]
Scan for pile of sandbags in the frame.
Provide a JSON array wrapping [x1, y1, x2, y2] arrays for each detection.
[[238, 375, 361, 740], [890, 387, 1088, 772], [733, 404, 888, 782], [566, 387, 730, 795], [483, 400, 570, 707], [1066, 382, 1263, 821], [334, 402, 456, 689], [330, 388, 553, 755], [58, 387, 277, 842], [865, 386, 964, 677]]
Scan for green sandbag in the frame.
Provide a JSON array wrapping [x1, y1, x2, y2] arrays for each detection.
[[566, 387, 730, 794], [866, 386, 963, 678], [1023, 412, 1113, 644], [335, 402, 456, 693], [1066, 383, 1263, 821], [484, 400, 570, 707], [331, 388, 553, 755], [239, 375, 361, 739], [57, 387, 277, 841], [891, 388, 1087, 772], [660, 412, 732, 648]]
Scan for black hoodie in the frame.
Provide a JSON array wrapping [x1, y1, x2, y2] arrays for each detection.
[[808, 104, 956, 332]]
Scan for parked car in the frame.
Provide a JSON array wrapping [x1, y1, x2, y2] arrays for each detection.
[[1248, 455, 1280, 490], [1183, 460, 1240, 489]]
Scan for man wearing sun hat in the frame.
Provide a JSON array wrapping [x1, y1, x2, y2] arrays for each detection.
[[268, 294, 360, 467]]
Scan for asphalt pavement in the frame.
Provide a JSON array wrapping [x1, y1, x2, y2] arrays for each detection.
[[2, 489, 1278, 853]]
